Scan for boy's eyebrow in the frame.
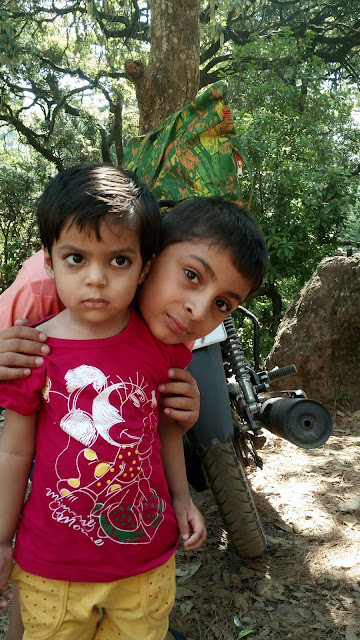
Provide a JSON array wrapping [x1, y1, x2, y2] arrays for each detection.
[[188, 255, 216, 278], [188, 254, 244, 303], [225, 290, 243, 304], [58, 243, 138, 254]]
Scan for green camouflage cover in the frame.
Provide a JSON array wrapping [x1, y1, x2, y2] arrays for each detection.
[[123, 81, 249, 205]]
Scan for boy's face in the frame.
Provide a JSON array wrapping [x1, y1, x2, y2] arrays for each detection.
[[138, 241, 252, 344], [44, 219, 150, 337]]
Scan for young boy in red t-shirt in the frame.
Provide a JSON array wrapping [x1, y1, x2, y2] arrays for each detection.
[[0, 164, 209, 640]]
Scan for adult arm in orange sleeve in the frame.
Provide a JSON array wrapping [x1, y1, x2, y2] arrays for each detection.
[[0, 251, 61, 379], [0, 251, 64, 331]]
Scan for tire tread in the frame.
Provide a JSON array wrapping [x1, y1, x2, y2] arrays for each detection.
[[201, 440, 266, 557]]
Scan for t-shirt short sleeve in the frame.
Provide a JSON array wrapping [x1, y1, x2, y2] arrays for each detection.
[[0, 366, 46, 415]]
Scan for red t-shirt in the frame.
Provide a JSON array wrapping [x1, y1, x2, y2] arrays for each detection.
[[0, 309, 192, 582]]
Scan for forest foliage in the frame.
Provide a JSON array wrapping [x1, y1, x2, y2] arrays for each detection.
[[0, 1, 359, 348]]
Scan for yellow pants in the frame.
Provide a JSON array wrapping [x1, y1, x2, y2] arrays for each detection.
[[11, 555, 175, 640]]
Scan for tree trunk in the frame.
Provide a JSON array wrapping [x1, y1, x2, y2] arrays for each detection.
[[126, 0, 201, 134], [264, 282, 283, 335]]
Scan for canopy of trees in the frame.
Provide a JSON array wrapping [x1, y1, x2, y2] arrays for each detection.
[[1, 0, 359, 343], [1, 1, 359, 161]]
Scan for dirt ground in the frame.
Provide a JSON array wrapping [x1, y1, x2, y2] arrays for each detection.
[[169, 410, 360, 640], [1, 410, 359, 640]]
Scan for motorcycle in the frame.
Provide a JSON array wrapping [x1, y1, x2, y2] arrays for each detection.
[[185, 307, 333, 558]]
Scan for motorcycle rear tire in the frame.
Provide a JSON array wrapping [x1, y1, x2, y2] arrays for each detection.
[[201, 440, 266, 557]]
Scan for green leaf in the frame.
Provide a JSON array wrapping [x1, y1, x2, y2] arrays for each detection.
[[175, 562, 202, 580], [180, 600, 193, 614], [237, 630, 254, 638]]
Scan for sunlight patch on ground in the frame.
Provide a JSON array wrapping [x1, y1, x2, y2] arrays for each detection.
[[218, 529, 229, 551]]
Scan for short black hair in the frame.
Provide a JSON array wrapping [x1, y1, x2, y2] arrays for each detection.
[[37, 163, 161, 264], [161, 197, 269, 298]]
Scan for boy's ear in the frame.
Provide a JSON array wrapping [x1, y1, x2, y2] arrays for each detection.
[[138, 256, 154, 285], [43, 248, 55, 278]]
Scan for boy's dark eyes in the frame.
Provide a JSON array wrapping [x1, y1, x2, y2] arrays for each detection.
[[215, 299, 230, 313], [184, 269, 230, 313], [185, 269, 199, 282], [66, 253, 84, 265], [64, 254, 130, 267], [110, 255, 130, 267]]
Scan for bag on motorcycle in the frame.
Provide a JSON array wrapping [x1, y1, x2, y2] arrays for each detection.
[[123, 80, 251, 207]]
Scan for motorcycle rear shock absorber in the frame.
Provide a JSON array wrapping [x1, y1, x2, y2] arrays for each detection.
[[222, 314, 262, 414], [222, 314, 264, 467]]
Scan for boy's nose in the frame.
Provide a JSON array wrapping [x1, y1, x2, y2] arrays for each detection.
[[184, 297, 209, 322], [85, 264, 107, 287]]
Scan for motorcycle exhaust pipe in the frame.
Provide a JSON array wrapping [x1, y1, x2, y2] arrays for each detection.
[[258, 397, 332, 449]]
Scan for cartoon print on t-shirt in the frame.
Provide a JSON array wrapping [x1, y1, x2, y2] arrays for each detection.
[[44, 364, 165, 545]]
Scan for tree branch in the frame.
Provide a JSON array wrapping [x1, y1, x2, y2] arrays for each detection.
[[0, 113, 64, 171]]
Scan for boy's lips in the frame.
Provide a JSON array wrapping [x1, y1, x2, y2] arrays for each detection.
[[82, 298, 108, 309], [167, 314, 189, 335]]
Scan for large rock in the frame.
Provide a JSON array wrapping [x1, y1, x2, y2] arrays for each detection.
[[265, 254, 360, 410]]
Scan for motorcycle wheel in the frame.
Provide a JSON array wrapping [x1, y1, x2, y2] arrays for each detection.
[[201, 440, 266, 557]]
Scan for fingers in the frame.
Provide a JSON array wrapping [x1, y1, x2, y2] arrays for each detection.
[[158, 369, 200, 431], [0, 325, 49, 349], [0, 327, 50, 379], [161, 393, 197, 411], [160, 393, 199, 431], [159, 382, 198, 400], [0, 579, 13, 610], [0, 348, 48, 378], [183, 523, 207, 550], [160, 394, 199, 425], [159, 369, 200, 396], [183, 532, 206, 551], [177, 512, 190, 543], [0, 366, 32, 380], [183, 525, 207, 550], [182, 503, 207, 551], [0, 599, 10, 611], [0, 547, 14, 609], [0, 588, 12, 609], [168, 368, 198, 383], [0, 344, 47, 361], [162, 411, 198, 434], [14, 318, 30, 326], [174, 498, 207, 551]]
